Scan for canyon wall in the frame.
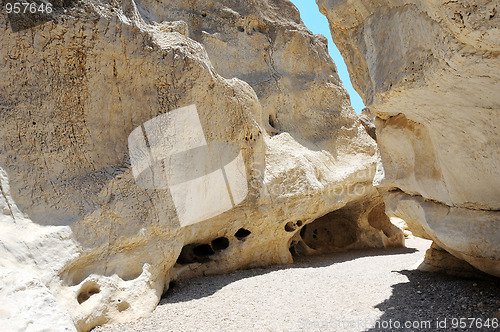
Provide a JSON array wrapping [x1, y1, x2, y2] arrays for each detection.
[[0, 0, 402, 330], [318, 0, 500, 276]]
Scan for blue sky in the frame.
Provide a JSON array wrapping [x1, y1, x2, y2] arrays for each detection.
[[289, 0, 365, 113]]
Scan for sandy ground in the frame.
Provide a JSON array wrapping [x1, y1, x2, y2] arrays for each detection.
[[94, 238, 499, 332]]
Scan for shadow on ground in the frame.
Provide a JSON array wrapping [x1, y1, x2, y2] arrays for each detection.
[[162, 246, 417, 304], [366, 270, 500, 332]]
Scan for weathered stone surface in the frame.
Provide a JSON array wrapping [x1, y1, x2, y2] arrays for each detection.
[[418, 242, 491, 279], [385, 191, 499, 276], [0, 0, 402, 330], [318, 0, 500, 275], [359, 108, 376, 140]]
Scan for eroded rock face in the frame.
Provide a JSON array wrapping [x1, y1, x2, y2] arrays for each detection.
[[0, 0, 402, 330], [419, 242, 491, 279], [318, 0, 500, 276]]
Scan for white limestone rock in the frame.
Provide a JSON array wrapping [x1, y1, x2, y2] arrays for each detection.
[[318, 0, 500, 276], [0, 0, 403, 330]]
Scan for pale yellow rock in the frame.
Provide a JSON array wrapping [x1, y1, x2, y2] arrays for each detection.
[[418, 242, 490, 279], [0, 0, 402, 331], [390, 217, 413, 238], [318, 0, 500, 276]]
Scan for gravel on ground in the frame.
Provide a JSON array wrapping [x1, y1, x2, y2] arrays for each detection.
[[93, 238, 499, 332]]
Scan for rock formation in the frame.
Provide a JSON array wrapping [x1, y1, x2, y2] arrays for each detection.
[[0, 0, 402, 330], [318, 0, 500, 276], [359, 108, 376, 140], [419, 242, 491, 279]]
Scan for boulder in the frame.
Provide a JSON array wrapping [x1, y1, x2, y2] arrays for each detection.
[[318, 0, 500, 276], [0, 0, 402, 330]]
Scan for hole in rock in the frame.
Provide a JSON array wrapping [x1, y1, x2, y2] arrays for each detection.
[[117, 301, 130, 312], [312, 229, 318, 239], [235, 228, 251, 240], [284, 221, 296, 232], [269, 114, 276, 128], [299, 209, 358, 251], [289, 241, 298, 256], [77, 281, 101, 304], [177, 243, 215, 264], [296, 220, 303, 227], [211, 237, 229, 251], [193, 244, 215, 257], [237, 26, 245, 32], [289, 239, 310, 257], [176, 244, 201, 264]]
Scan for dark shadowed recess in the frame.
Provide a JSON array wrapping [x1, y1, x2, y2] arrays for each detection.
[[175, 228, 252, 266], [289, 201, 401, 257], [176, 235, 235, 265]]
